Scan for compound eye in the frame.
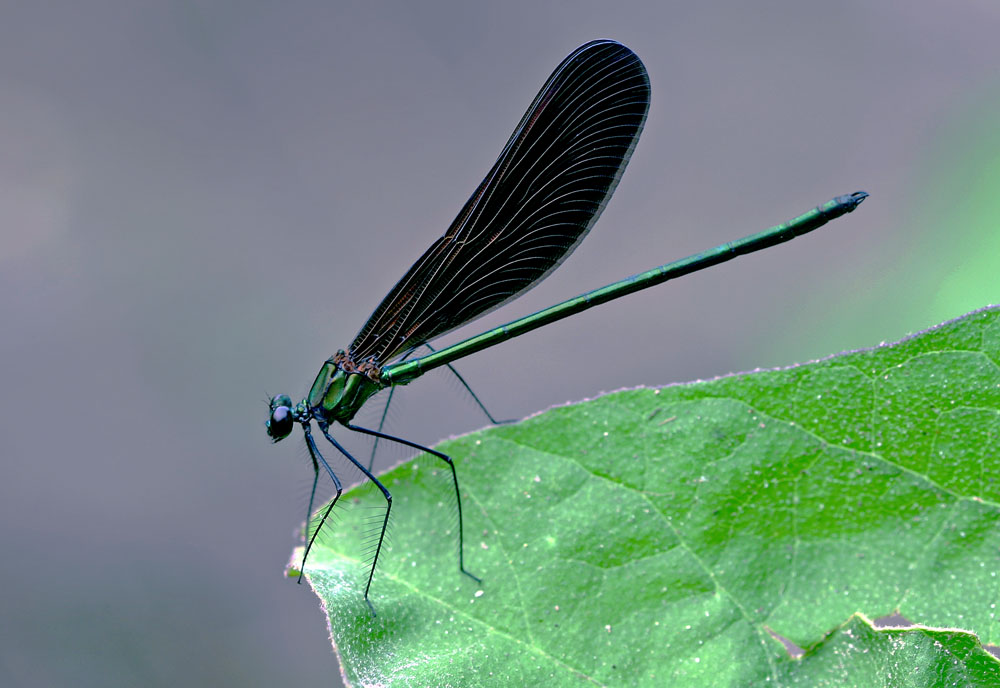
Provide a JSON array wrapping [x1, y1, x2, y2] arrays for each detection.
[[270, 394, 293, 412], [266, 397, 294, 441]]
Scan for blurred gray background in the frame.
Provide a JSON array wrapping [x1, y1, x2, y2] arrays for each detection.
[[2, 2, 999, 686]]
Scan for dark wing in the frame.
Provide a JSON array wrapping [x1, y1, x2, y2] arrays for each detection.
[[349, 40, 650, 365]]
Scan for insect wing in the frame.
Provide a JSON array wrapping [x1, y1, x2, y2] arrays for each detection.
[[350, 40, 650, 365]]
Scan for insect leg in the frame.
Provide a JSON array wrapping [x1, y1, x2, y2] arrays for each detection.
[[426, 342, 515, 425], [299, 423, 343, 584], [320, 424, 392, 617], [347, 423, 480, 585]]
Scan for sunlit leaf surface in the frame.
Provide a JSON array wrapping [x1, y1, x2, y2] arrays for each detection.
[[298, 306, 1000, 687]]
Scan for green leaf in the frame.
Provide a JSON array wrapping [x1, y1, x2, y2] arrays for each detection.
[[777, 614, 1000, 687], [298, 306, 1000, 687]]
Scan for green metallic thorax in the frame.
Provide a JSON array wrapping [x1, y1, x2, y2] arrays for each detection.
[[306, 351, 385, 425]]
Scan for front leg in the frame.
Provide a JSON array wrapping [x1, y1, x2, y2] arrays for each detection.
[[298, 423, 343, 584]]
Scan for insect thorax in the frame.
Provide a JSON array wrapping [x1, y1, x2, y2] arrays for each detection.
[[307, 350, 385, 425]]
